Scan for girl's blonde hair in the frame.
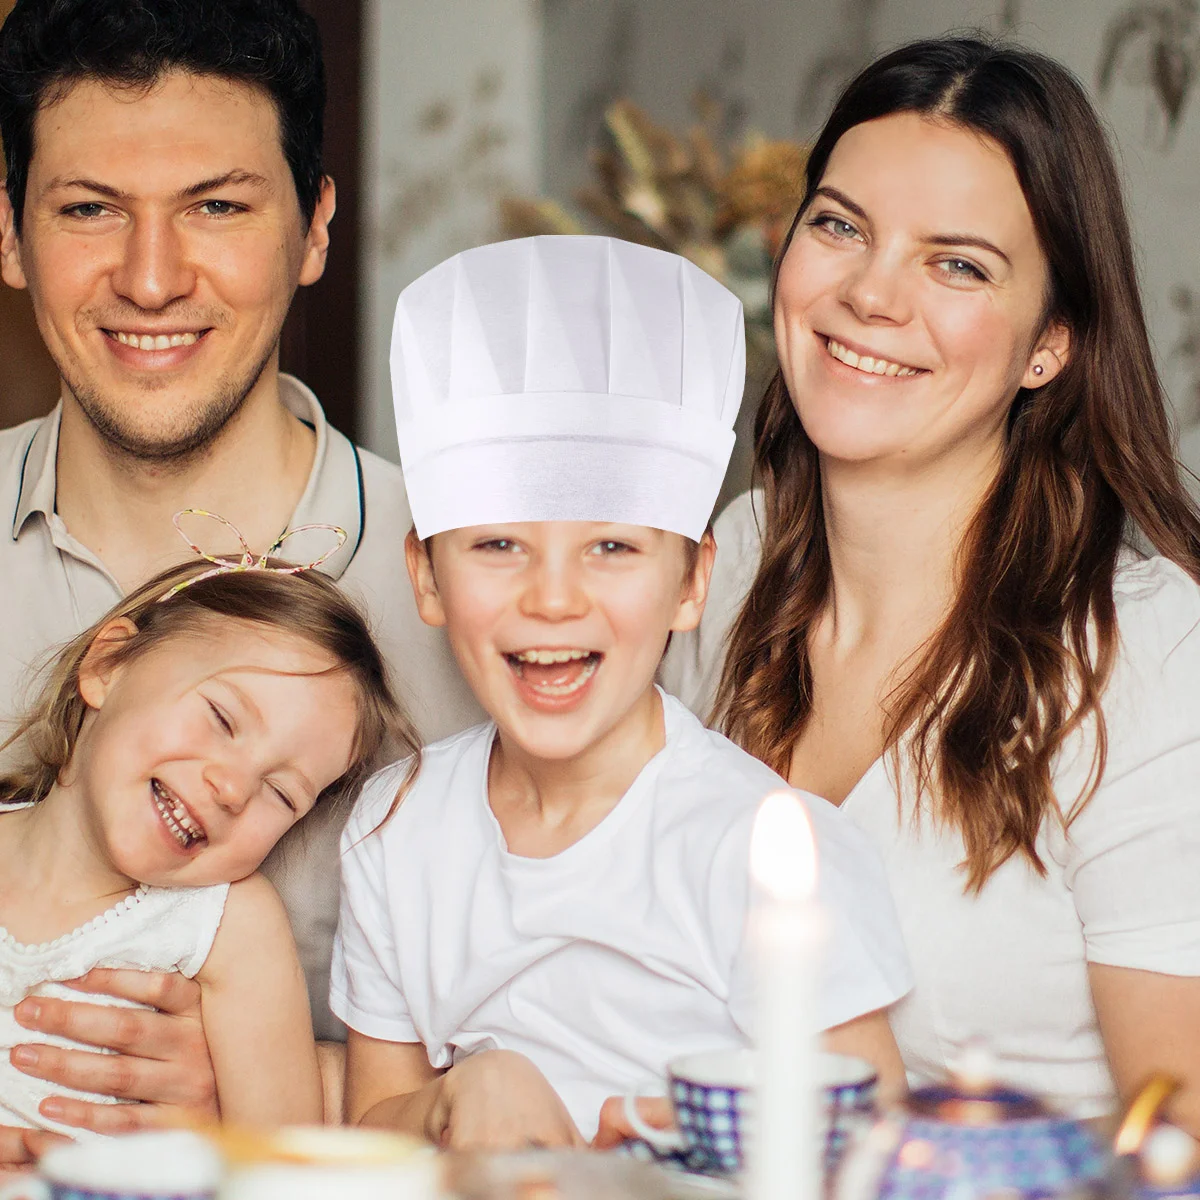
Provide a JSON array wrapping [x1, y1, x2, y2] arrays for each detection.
[[0, 558, 419, 812]]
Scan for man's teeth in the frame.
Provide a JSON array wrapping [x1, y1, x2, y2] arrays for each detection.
[[152, 780, 205, 850], [113, 331, 200, 350], [827, 338, 921, 377], [512, 648, 593, 665]]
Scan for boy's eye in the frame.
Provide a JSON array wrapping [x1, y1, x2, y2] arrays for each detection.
[[475, 538, 521, 553], [590, 540, 635, 556], [207, 700, 233, 735]]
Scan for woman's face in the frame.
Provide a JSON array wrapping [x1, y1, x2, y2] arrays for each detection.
[[774, 111, 1066, 476]]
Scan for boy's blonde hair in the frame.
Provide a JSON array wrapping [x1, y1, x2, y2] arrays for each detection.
[[0, 558, 419, 812]]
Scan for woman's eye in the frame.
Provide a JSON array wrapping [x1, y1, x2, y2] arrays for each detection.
[[207, 700, 233, 735], [810, 215, 861, 241], [938, 257, 987, 282]]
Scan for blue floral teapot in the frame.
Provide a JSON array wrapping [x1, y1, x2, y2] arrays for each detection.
[[834, 1051, 1109, 1200]]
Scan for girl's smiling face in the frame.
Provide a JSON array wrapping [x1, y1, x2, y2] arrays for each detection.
[[68, 617, 359, 889], [774, 111, 1069, 477]]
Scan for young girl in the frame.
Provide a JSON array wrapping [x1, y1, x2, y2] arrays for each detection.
[[0, 528, 414, 1136]]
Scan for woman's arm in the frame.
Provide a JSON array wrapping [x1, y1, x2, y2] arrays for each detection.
[[195, 873, 321, 1125], [347, 1030, 583, 1149], [1090, 964, 1200, 1134], [823, 1006, 907, 1104]]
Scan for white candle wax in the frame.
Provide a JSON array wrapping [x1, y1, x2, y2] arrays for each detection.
[[749, 791, 825, 1200]]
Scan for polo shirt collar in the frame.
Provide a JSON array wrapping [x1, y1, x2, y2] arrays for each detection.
[[12, 375, 364, 582]]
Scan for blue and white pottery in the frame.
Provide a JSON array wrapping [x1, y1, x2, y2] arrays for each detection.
[[621, 1047, 877, 1179], [835, 1080, 1109, 1200]]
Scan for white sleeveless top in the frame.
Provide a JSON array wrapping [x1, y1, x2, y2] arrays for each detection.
[[0, 803, 228, 1137]]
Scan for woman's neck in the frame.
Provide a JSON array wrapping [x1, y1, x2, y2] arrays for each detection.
[[818, 444, 1002, 655], [487, 685, 666, 858]]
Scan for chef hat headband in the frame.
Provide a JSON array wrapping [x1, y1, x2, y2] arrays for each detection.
[[390, 235, 746, 541]]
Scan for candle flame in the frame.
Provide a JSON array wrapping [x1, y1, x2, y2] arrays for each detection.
[[750, 790, 817, 901]]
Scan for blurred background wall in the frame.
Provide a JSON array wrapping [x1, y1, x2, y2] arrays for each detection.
[[4, 0, 1200, 496]]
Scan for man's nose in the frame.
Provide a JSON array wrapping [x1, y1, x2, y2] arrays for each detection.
[[109, 215, 196, 311]]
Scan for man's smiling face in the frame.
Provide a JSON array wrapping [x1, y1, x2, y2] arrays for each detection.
[[0, 70, 334, 462]]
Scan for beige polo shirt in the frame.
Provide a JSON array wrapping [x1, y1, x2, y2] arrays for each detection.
[[0, 375, 483, 1038]]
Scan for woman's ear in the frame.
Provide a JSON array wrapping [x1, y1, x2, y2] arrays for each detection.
[[1023, 319, 1072, 389], [405, 528, 447, 628], [77, 618, 138, 709]]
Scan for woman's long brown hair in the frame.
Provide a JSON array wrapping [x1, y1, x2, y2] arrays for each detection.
[[716, 37, 1200, 890]]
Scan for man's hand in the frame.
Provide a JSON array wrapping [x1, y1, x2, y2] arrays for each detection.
[[10, 968, 217, 1135], [427, 1050, 585, 1151]]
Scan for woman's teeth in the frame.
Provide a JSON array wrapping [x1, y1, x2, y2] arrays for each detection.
[[826, 338, 921, 377], [507, 649, 601, 696], [152, 779, 206, 850]]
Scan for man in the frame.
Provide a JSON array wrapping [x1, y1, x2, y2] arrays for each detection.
[[0, 0, 481, 1160]]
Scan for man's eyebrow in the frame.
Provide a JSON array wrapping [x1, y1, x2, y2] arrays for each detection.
[[42, 170, 272, 203], [177, 170, 272, 200], [813, 184, 1012, 265]]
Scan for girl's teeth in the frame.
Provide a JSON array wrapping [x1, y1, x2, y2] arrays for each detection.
[[514, 648, 592, 664], [153, 781, 204, 849]]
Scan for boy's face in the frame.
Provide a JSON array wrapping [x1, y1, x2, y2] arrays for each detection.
[[406, 522, 714, 763]]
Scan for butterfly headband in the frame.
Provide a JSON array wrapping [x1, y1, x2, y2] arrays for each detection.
[[158, 508, 348, 602]]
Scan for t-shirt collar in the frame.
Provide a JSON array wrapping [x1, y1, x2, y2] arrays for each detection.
[[12, 374, 364, 582]]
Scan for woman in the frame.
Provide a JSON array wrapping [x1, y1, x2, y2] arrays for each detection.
[[663, 36, 1200, 1129]]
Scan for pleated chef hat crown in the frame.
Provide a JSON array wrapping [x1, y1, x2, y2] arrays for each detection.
[[390, 235, 746, 541]]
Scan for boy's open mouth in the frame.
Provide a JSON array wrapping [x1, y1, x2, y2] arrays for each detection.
[[504, 648, 602, 697], [151, 778, 208, 851]]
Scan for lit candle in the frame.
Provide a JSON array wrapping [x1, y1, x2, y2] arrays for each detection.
[[749, 791, 825, 1200]]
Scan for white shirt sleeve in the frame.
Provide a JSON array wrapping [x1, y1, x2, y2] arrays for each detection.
[[329, 762, 422, 1042], [1062, 559, 1200, 975]]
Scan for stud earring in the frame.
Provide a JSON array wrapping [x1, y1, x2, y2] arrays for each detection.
[[1033, 364, 1045, 376]]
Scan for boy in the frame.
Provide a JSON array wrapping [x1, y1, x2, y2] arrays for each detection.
[[331, 236, 911, 1148]]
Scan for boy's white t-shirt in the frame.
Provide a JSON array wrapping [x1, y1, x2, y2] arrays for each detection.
[[331, 690, 912, 1138]]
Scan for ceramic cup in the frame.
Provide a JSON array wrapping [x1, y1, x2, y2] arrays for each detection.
[[621, 1049, 877, 1178], [0, 1130, 222, 1200]]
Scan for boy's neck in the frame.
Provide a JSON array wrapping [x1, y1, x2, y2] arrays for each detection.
[[487, 685, 666, 859]]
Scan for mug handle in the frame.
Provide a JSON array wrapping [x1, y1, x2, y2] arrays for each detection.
[[0, 1175, 48, 1200], [621, 1085, 686, 1152]]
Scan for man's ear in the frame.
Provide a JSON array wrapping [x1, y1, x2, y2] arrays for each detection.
[[1022, 319, 1071, 389], [77, 618, 138, 710], [0, 184, 28, 291], [405, 528, 447, 628], [298, 175, 336, 288], [671, 528, 717, 634]]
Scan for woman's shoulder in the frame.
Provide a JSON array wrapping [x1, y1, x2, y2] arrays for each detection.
[[1111, 553, 1200, 673]]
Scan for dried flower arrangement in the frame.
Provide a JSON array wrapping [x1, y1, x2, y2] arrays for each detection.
[[501, 96, 809, 389]]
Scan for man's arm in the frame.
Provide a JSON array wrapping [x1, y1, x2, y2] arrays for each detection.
[[6, 968, 217, 1138]]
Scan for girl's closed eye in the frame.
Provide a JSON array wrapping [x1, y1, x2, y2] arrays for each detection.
[[268, 781, 297, 813], [208, 699, 234, 735]]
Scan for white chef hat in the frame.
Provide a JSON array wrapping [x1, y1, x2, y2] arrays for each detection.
[[390, 235, 745, 541]]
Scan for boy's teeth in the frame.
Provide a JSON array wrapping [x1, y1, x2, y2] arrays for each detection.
[[513, 648, 593, 664], [826, 338, 920, 377]]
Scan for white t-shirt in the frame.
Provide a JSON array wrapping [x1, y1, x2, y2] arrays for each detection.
[[331, 690, 912, 1138], [662, 490, 1200, 1119]]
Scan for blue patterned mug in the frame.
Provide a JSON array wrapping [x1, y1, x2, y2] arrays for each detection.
[[0, 1131, 222, 1200], [621, 1048, 877, 1177]]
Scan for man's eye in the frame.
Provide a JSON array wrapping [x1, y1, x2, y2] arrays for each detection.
[[198, 200, 243, 217], [63, 203, 110, 219], [207, 700, 233, 734]]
